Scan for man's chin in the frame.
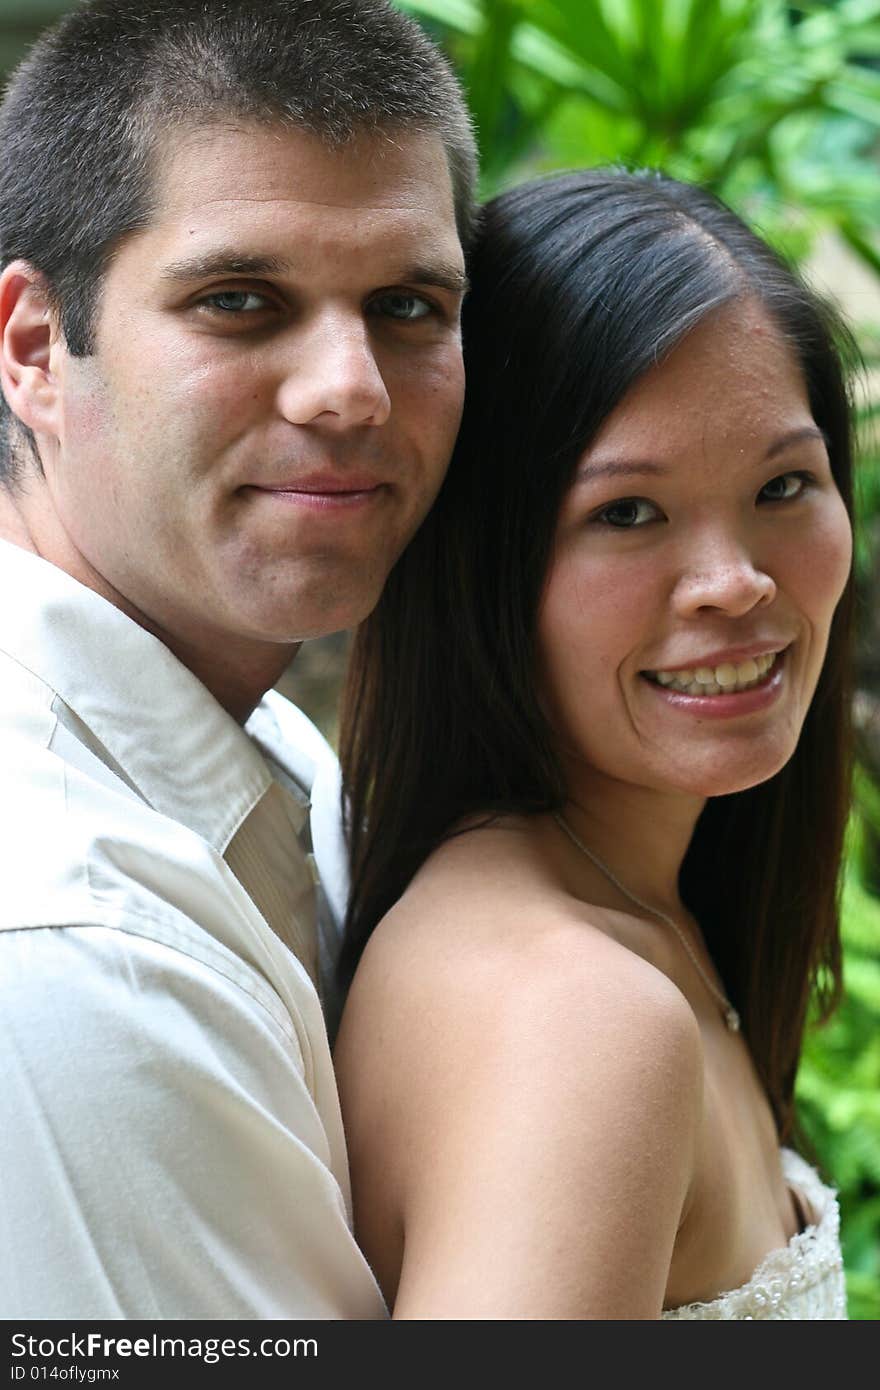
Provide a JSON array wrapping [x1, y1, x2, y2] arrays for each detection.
[[245, 591, 386, 645]]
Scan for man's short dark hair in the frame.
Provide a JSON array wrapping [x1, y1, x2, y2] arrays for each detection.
[[0, 0, 477, 483]]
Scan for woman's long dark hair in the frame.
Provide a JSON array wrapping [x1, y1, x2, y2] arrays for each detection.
[[340, 169, 856, 1138]]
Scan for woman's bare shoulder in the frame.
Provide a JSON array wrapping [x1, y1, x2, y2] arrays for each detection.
[[356, 816, 685, 986], [361, 813, 568, 954], [335, 819, 703, 1318], [338, 814, 702, 1108]]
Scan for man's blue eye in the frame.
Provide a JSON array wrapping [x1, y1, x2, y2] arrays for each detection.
[[205, 291, 266, 313], [374, 292, 432, 320]]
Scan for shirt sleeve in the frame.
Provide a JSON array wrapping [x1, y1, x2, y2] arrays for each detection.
[[0, 923, 387, 1320]]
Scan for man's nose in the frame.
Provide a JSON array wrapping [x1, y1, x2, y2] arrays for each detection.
[[276, 314, 391, 429], [671, 533, 776, 619]]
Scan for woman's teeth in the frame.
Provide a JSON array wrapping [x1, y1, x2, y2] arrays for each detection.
[[648, 652, 778, 696]]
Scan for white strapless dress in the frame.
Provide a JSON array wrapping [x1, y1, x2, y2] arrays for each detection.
[[663, 1149, 847, 1319]]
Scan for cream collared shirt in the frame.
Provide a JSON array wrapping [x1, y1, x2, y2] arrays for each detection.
[[0, 540, 386, 1320]]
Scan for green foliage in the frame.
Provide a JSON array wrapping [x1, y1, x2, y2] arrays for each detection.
[[798, 840, 880, 1320], [400, 0, 880, 265], [397, 0, 880, 1321], [852, 353, 880, 584]]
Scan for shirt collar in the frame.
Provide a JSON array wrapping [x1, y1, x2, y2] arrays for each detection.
[[0, 540, 276, 852]]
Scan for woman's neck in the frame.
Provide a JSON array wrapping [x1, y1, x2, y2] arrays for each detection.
[[559, 764, 705, 920]]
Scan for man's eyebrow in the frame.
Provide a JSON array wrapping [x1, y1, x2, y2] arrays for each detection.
[[160, 252, 291, 282], [401, 262, 469, 295], [576, 459, 669, 482], [764, 426, 828, 460], [158, 252, 468, 295]]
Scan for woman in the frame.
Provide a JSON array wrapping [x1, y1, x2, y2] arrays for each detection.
[[334, 170, 855, 1318]]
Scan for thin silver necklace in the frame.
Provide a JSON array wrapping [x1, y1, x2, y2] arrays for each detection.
[[553, 812, 741, 1033]]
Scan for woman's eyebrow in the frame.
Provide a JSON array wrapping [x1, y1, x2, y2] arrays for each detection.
[[764, 426, 828, 459], [577, 428, 830, 482], [576, 459, 669, 481]]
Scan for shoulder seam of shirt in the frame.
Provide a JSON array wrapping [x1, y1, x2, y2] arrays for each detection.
[[0, 641, 59, 697], [1, 913, 308, 1062]]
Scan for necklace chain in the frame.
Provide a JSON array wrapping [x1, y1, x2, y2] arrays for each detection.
[[553, 812, 741, 1033]]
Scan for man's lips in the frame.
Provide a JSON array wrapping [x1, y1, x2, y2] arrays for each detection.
[[245, 474, 385, 495], [241, 476, 388, 509]]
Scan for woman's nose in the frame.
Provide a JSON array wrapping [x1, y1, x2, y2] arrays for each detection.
[[671, 537, 776, 619]]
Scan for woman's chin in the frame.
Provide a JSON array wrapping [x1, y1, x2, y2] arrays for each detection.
[[677, 751, 796, 800]]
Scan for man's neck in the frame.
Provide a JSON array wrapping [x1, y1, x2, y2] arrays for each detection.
[[153, 622, 301, 726], [0, 479, 299, 725], [0, 485, 39, 553]]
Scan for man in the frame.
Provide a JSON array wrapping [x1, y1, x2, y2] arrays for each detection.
[[0, 0, 475, 1318]]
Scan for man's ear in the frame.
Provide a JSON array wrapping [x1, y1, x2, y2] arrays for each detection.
[[0, 261, 61, 439]]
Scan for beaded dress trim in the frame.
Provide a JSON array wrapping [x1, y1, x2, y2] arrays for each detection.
[[662, 1149, 847, 1320]]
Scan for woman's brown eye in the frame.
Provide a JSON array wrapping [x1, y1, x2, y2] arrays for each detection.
[[597, 498, 657, 528], [760, 473, 805, 502]]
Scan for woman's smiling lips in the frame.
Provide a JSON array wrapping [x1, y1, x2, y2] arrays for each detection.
[[639, 643, 792, 719]]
